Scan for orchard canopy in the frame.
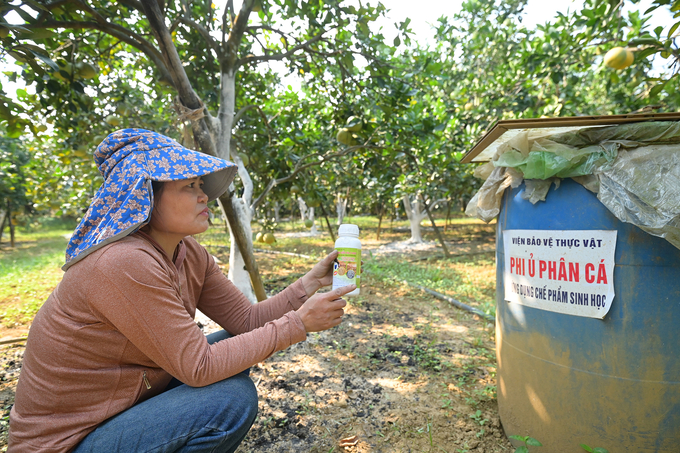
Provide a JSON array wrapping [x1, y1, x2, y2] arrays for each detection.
[[0, 0, 678, 296]]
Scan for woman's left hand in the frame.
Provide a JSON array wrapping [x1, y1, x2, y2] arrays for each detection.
[[301, 250, 338, 297]]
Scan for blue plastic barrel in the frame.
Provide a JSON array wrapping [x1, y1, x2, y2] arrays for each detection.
[[496, 178, 680, 453]]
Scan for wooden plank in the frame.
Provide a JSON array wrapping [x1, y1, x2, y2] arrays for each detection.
[[461, 112, 680, 163]]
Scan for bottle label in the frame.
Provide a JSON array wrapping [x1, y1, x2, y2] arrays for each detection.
[[332, 247, 361, 291]]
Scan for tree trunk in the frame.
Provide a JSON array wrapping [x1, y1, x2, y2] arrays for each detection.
[[7, 200, 15, 248], [0, 207, 6, 244], [273, 200, 281, 222], [221, 195, 258, 302], [376, 203, 384, 241], [319, 202, 336, 243], [309, 208, 318, 235], [421, 194, 450, 258], [217, 193, 267, 302], [444, 200, 452, 233], [140, 0, 266, 301], [402, 194, 426, 243], [336, 192, 348, 225], [297, 197, 308, 223]]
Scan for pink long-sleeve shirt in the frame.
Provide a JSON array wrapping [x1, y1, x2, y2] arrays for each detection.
[[8, 231, 308, 453]]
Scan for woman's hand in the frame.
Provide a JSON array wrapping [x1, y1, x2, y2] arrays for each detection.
[[301, 250, 338, 297], [296, 284, 355, 332]]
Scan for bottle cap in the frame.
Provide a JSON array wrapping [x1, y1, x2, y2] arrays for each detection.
[[338, 224, 359, 238]]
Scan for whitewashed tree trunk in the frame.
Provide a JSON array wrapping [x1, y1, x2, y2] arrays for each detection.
[[273, 200, 281, 222], [402, 195, 448, 244], [225, 190, 257, 303], [297, 197, 308, 222], [402, 194, 427, 243], [215, 69, 258, 303], [336, 193, 347, 225], [309, 207, 318, 235]]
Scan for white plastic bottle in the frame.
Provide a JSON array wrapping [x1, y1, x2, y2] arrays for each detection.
[[332, 224, 361, 296]]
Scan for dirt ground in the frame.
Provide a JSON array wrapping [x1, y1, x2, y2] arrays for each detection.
[[1, 230, 512, 453], [234, 287, 508, 453]]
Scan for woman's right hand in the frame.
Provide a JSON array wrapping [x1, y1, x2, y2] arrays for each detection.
[[296, 285, 355, 332]]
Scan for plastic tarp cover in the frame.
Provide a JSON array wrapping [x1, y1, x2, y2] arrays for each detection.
[[597, 144, 680, 249], [465, 166, 523, 222], [466, 121, 680, 249]]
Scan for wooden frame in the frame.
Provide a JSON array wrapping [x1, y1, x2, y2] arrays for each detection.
[[461, 112, 680, 163]]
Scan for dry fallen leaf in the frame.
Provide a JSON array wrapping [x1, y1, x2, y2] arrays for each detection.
[[339, 435, 359, 447]]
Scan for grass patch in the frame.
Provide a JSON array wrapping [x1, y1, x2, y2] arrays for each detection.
[[0, 228, 70, 327], [364, 254, 497, 318], [0, 214, 497, 328]]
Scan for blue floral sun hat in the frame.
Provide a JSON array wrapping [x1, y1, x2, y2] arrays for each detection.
[[63, 128, 237, 270]]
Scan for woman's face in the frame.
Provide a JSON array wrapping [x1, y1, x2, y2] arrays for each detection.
[[148, 177, 211, 242]]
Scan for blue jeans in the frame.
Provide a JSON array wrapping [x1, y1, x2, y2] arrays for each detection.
[[73, 331, 258, 453]]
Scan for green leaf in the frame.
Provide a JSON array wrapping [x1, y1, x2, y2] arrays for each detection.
[[24, 48, 59, 71], [636, 47, 659, 60], [393, 36, 401, 47], [650, 81, 667, 97], [5, 24, 32, 34], [22, 0, 50, 12], [628, 37, 661, 46], [16, 43, 48, 56], [71, 81, 85, 93], [8, 50, 30, 63], [509, 435, 527, 442], [593, 448, 609, 453], [580, 444, 593, 452], [668, 21, 680, 38], [526, 437, 543, 447], [515, 447, 529, 453]]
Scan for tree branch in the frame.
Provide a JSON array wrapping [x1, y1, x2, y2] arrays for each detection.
[[178, 0, 221, 58], [116, 0, 144, 13], [245, 24, 290, 37], [231, 105, 275, 147], [34, 19, 171, 79], [238, 32, 326, 66], [223, 0, 255, 70], [251, 140, 382, 210], [232, 104, 258, 125]]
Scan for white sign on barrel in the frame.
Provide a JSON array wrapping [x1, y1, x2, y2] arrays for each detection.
[[502, 229, 617, 319]]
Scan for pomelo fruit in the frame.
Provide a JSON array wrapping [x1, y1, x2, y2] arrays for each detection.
[[345, 116, 362, 132], [105, 115, 122, 127], [336, 129, 357, 146], [603, 47, 634, 70], [76, 61, 97, 79]]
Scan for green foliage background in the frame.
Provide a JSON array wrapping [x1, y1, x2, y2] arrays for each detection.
[[0, 0, 678, 226]]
